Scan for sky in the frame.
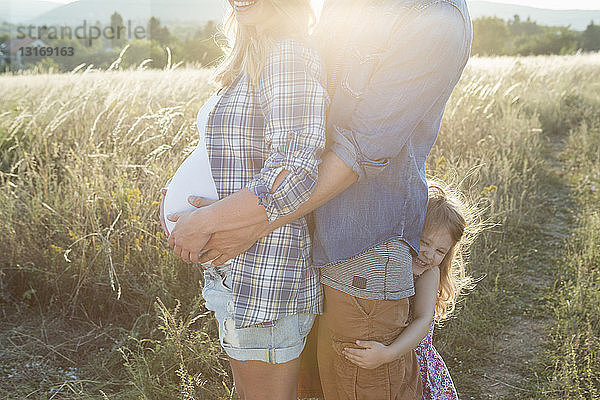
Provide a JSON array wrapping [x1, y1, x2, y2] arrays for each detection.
[[468, 0, 600, 10], [46, 0, 600, 11]]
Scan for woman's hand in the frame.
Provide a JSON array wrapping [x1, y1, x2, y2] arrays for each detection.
[[167, 208, 212, 263], [342, 340, 394, 370]]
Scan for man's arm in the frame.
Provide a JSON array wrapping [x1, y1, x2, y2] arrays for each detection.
[[197, 4, 470, 264], [328, 4, 470, 182], [197, 150, 358, 265], [264, 150, 358, 233]]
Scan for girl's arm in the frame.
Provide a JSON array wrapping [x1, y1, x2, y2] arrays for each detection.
[[343, 266, 439, 369]]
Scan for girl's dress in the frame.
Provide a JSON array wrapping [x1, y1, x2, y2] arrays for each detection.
[[414, 318, 459, 400]]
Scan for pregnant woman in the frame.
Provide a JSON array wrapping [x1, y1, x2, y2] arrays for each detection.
[[161, 0, 327, 399]]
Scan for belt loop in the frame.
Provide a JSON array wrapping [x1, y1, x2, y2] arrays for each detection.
[[268, 348, 276, 364]]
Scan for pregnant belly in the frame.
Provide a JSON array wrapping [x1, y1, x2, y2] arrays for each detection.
[[162, 143, 218, 235]]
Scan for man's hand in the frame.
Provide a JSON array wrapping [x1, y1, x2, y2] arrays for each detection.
[[187, 196, 268, 266], [200, 223, 268, 266], [342, 340, 394, 370]]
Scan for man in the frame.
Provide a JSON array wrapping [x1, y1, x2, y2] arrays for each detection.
[[168, 0, 472, 398]]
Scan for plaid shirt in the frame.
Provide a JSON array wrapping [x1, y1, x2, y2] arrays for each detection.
[[205, 39, 328, 328]]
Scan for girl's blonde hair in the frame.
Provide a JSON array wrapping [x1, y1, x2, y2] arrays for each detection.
[[215, 0, 316, 87], [423, 182, 479, 321]]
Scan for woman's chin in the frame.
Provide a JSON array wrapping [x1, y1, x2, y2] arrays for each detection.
[[233, 1, 263, 23]]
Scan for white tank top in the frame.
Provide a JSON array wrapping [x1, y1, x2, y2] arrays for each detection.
[[163, 93, 221, 235]]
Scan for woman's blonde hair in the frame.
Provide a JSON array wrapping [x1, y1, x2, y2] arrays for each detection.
[[215, 0, 316, 87], [423, 182, 479, 321]]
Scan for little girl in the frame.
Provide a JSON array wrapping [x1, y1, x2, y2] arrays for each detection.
[[342, 184, 476, 399]]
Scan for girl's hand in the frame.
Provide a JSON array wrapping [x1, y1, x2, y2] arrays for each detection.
[[343, 340, 393, 370]]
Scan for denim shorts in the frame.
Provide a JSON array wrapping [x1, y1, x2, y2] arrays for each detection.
[[202, 263, 315, 364]]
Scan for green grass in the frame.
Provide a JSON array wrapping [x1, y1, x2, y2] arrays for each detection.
[[1, 54, 599, 399], [544, 119, 600, 399], [433, 55, 600, 399]]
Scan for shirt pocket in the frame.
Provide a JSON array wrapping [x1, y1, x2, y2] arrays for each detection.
[[340, 44, 387, 101], [339, 3, 398, 101]]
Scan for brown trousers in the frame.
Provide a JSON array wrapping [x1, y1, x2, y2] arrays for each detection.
[[298, 285, 422, 400]]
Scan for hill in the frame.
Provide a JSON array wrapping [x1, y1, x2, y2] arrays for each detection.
[[29, 0, 226, 26], [469, 1, 600, 30], [0, 0, 63, 23], [7, 1, 600, 31]]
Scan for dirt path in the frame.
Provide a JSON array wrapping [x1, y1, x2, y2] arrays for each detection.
[[478, 136, 575, 399]]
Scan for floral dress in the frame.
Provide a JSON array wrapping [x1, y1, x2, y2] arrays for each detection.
[[414, 318, 459, 400]]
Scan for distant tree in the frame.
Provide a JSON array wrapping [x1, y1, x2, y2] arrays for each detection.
[[147, 17, 172, 46], [553, 28, 579, 55], [508, 15, 544, 37], [121, 39, 169, 69], [182, 36, 222, 67], [0, 33, 9, 73], [471, 16, 583, 56], [515, 26, 578, 56], [201, 21, 217, 39], [179, 20, 223, 66], [580, 21, 600, 51], [109, 12, 127, 49], [472, 17, 510, 55], [30, 57, 60, 73]]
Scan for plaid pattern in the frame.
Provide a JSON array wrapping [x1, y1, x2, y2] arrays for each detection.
[[205, 39, 327, 328]]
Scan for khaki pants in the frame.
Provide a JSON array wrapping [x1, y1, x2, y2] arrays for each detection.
[[314, 285, 422, 400]]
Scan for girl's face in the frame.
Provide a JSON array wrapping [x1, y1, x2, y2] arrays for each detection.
[[413, 226, 455, 276], [228, 0, 276, 28]]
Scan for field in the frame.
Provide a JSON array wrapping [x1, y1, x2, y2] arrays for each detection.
[[0, 53, 599, 399]]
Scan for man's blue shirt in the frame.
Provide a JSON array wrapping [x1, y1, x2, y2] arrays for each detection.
[[312, 0, 473, 268]]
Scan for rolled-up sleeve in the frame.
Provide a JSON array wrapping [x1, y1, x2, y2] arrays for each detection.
[[330, 3, 471, 181], [246, 40, 328, 222]]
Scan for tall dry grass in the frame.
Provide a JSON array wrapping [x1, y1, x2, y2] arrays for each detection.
[[0, 67, 232, 398], [0, 53, 599, 398], [1, 68, 217, 319]]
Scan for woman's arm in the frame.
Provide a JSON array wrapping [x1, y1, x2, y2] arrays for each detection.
[[343, 267, 439, 369], [187, 150, 357, 265], [167, 40, 328, 263]]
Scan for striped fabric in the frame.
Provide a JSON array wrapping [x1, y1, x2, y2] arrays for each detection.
[[205, 39, 328, 328], [320, 239, 415, 300]]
